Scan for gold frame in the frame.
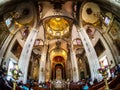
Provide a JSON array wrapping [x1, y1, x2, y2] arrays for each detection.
[[108, 19, 120, 40]]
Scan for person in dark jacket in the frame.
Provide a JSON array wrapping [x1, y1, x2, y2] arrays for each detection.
[[0, 74, 6, 90], [93, 78, 98, 84]]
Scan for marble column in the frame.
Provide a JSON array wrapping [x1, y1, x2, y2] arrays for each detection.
[[18, 29, 38, 84], [77, 28, 102, 81], [45, 53, 51, 82], [70, 46, 79, 82], [0, 27, 20, 65], [39, 45, 48, 83], [0, 34, 13, 65], [66, 50, 71, 81]]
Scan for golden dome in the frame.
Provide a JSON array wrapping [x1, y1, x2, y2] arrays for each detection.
[[48, 17, 69, 31]]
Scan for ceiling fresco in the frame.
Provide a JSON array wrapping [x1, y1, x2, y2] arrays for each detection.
[[0, 0, 120, 20]]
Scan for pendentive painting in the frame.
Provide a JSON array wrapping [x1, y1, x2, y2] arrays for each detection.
[[94, 39, 105, 57], [11, 40, 22, 59], [109, 19, 120, 40], [109, 19, 120, 55]]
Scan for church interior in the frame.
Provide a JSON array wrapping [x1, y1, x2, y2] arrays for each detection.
[[0, 0, 120, 90]]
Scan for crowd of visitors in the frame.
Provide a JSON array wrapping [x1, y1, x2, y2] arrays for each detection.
[[0, 67, 12, 90], [0, 63, 120, 90], [0, 65, 51, 90]]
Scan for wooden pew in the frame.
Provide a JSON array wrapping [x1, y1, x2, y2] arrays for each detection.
[[89, 81, 105, 90], [89, 74, 120, 90], [16, 86, 22, 90], [32, 86, 47, 90], [113, 83, 120, 90], [69, 83, 83, 90], [109, 74, 120, 89]]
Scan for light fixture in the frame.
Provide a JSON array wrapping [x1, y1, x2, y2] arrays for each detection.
[[55, 17, 61, 21], [49, 29, 53, 34], [56, 32, 60, 36]]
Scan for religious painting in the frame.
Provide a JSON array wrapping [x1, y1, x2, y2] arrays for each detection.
[[56, 68, 62, 80], [114, 37, 120, 55], [11, 40, 22, 59], [54, 64, 64, 80], [109, 19, 120, 40], [94, 39, 105, 57], [79, 59, 84, 70], [109, 19, 120, 55], [32, 59, 39, 80]]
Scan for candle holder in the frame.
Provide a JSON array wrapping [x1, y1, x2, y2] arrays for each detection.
[[98, 65, 110, 90], [11, 64, 22, 90]]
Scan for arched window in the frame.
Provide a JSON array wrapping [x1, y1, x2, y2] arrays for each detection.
[[73, 38, 82, 46], [34, 39, 43, 46]]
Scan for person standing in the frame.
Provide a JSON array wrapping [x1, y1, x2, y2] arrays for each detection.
[[82, 83, 89, 90]]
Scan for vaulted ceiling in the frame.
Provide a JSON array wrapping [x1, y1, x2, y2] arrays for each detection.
[[0, 0, 120, 21], [93, 0, 120, 20]]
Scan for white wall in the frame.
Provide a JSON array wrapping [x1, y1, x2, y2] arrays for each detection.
[[3, 31, 24, 68], [92, 30, 115, 68]]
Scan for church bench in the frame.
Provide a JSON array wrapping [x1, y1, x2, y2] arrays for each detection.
[[113, 83, 120, 90], [69, 83, 83, 90], [89, 81, 105, 90], [32, 87, 47, 90], [89, 74, 120, 90], [108, 74, 120, 89]]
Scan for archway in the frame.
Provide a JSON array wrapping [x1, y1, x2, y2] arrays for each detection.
[[51, 56, 66, 80]]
